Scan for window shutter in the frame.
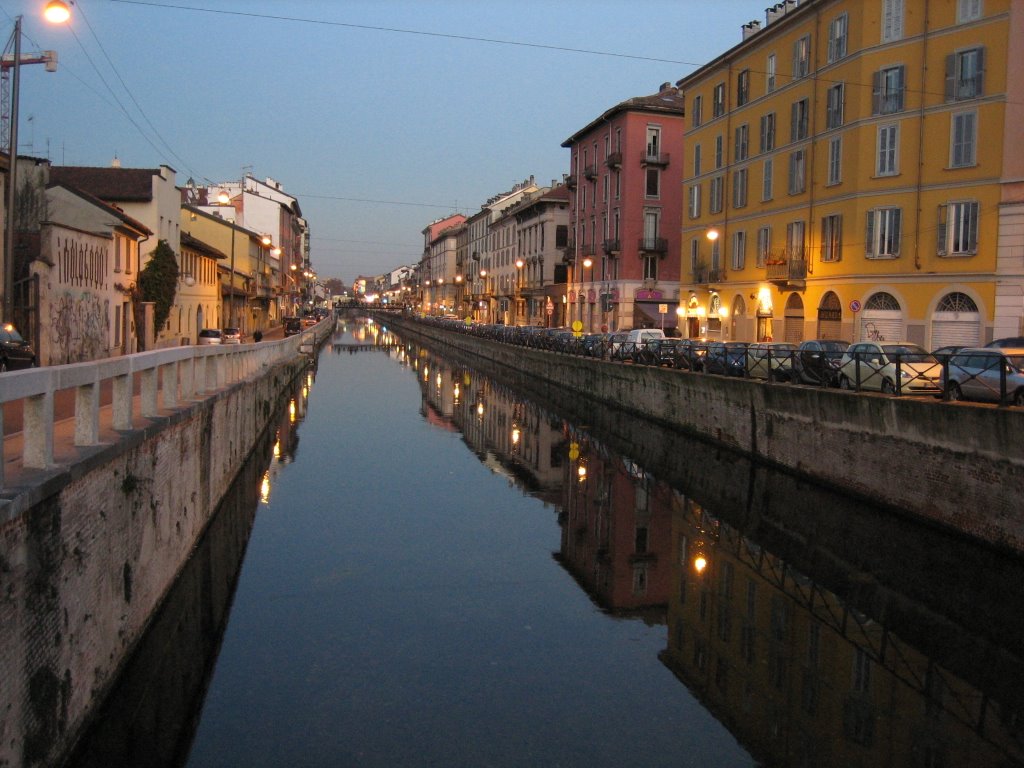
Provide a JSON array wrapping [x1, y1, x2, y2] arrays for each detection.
[[945, 54, 956, 100], [892, 209, 902, 254], [975, 47, 985, 97], [968, 202, 979, 253], [872, 70, 882, 114], [937, 204, 948, 255], [827, 23, 836, 62], [896, 66, 906, 111], [866, 211, 875, 257], [791, 101, 799, 142]]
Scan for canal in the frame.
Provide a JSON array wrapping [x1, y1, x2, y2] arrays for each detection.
[[68, 317, 1024, 768]]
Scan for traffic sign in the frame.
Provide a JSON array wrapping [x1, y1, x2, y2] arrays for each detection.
[[571, 320, 583, 332], [850, 299, 862, 312]]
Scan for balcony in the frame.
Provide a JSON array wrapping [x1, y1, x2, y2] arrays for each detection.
[[583, 164, 598, 180], [642, 152, 670, 167], [581, 242, 597, 257], [605, 151, 622, 169], [765, 252, 807, 287], [638, 237, 668, 254], [566, 174, 578, 189], [562, 240, 576, 263], [602, 239, 621, 256], [692, 267, 727, 286]]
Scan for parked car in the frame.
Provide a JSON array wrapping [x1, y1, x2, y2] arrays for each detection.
[[931, 345, 966, 361], [795, 340, 849, 386], [579, 333, 607, 358], [634, 338, 686, 367], [747, 342, 798, 381], [839, 341, 942, 394], [608, 332, 632, 362], [985, 337, 1024, 349], [197, 328, 222, 345], [222, 327, 243, 344], [283, 316, 302, 336], [704, 341, 749, 376], [674, 339, 706, 371], [943, 347, 1024, 405], [0, 323, 35, 371]]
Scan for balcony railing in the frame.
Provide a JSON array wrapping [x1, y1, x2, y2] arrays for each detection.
[[638, 237, 668, 254], [642, 152, 670, 167], [602, 239, 621, 256], [605, 151, 622, 169], [581, 242, 597, 256], [583, 164, 598, 180], [566, 174, 577, 189], [766, 257, 807, 282], [692, 267, 727, 285]]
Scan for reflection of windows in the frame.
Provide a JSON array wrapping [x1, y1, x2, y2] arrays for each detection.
[[735, 123, 749, 161], [737, 69, 750, 106], [713, 82, 726, 117], [937, 201, 979, 256], [791, 98, 809, 141], [793, 35, 810, 78], [688, 184, 701, 219], [866, 207, 902, 258], [821, 214, 842, 262], [766, 53, 777, 92], [945, 47, 985, 100], [760, 112, 775, 152], [828, 13, 848, 62], [826, 83, 844, 129], [950, 111, 976, 167], [872, 65, 905, 114], [692, 95, 703, 128]]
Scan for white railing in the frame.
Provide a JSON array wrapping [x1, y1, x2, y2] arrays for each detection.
[[0, 322, 331, 491]]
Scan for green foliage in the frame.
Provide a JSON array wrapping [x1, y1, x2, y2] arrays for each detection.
[[138, 239, 179, 331]]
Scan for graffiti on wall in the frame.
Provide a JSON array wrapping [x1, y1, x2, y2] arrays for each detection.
[[50, 291, 110, 365]]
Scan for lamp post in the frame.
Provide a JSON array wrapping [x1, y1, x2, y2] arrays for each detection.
[[217, 188, 238, 327], [3, 6, 64, 322]]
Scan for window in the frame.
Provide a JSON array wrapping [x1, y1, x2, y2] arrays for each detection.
[[787, 220, 806, 259], [826, 83, 844, 130], [710, 175, 724, 214], [945, 47, 985, 101], [688, 184, 701, 219], [873, 65, 905, 114], [877, 123, 899, 175], [958, 0, 982, 22], [693, 144, 702, 176], [715, 135, 724, 169], [793, 35, 811, 78], [713, 82, 726, 117], [950, 111, 977, 167], [646, 167, 660, 197], [828, 137, 842, 185], [937, 201, 979, 255], [757, 226, 771, 267], [828, 13, 848, 62], [603, 174, 609, 202], [866, 207, 902, 257], [791, 98, 809, 142], [710, 238, 721, 271], [766, 53, 777, 93], [732, 231, 746, 270], [762, 158, 774, 201], [735, 124, 749, 161], [733, 168, 748, 208], [882, 0, 904, 42], [821, 214, 842, 262], [646, 126, 661, 161], [692, 94, 703, 127], [737, 69, 750, 106], [760, 112, 775, 153], [788, 150, 806, 194], [690, 239, 700, 272]]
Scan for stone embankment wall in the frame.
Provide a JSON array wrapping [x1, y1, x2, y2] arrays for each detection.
[[0, 355, 308, 768], [386, 315, 1024, 552]]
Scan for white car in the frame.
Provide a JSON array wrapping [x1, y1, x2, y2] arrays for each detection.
[[197, 328, 222, 345], [840, 341, 942, 394]]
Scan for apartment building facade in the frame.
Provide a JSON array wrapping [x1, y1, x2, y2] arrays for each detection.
[[562, 83, 686, 333], [678, 0, 1024, 347]]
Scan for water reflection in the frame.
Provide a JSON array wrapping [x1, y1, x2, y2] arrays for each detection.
[[403, 331, 1024, 768], [66, 368, 315, 768]]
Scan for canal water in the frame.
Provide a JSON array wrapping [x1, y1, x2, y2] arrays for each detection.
[[69, 317, 1024, 768]]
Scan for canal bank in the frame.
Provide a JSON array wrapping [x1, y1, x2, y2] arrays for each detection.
[[378, 313, 1024, 553], [0, 323, 331, 768]]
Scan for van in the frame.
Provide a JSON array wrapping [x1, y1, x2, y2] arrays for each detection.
[[283, 317, 302, 336]]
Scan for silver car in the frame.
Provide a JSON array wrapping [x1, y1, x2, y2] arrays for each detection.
[[943, 347, 1024, 405]]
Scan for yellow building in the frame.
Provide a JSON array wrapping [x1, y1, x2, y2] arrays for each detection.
[[677, 0, 1024, 347]]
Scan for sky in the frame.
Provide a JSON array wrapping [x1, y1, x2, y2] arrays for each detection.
[[8, 0, 761, 285]]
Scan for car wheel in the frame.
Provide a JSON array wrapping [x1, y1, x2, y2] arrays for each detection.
[[881, 379, 896, 395], [946, 382, 963, 401]]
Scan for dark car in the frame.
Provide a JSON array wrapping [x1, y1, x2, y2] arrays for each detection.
[[704, 341, 748, 377], [635, 338, 687, 367], [795, 340, 849, 386], [986, 337, 1024, 349], [283, 317, 302, 336], [674, 339, 706, 371], [0, 324, 35, 371]]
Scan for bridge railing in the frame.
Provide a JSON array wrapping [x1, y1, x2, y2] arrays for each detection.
[[0, 322, 332, 491]]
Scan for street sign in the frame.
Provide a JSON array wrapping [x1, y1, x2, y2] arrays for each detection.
[[571, 320, 583, 332], [568, 442, 579, 461], [545, 298, 554, 316], [850, 299, 862, 312], [658, 304, 668, 314]]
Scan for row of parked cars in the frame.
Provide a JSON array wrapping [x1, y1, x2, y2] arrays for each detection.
[[419, 317, 1024, 407]]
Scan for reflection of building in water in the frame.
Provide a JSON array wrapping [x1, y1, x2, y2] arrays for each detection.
[[556, 440, 672, 617], [414, 350, 563, 503], [661, 498, 1023, 768]]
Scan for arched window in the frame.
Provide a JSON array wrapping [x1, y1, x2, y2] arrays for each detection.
[[936, 292, 977, 313], [865, 291, 901, 311]]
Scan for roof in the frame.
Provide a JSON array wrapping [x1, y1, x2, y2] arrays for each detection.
[[46, 182, 152, 236], [48, 166, 161, 203], [561, 85, 686, 147]]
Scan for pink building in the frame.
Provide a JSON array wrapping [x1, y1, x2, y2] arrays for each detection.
[[561, 83, 686, 332]]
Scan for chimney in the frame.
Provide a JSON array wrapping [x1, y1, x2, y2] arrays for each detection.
[[765, 2, 785, 25], [742, 20, 762, 40], [659, 81, 673, 92]]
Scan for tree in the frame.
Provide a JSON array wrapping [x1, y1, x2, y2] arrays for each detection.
[[323, 277, 345, 296], [138, 239, 179, 332]]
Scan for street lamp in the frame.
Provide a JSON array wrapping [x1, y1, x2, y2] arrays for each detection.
[[216, 189, 237, 327], [3, 7, 63, 323]]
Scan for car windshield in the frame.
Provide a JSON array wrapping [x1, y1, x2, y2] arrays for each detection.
[[882, 344, 935, 363], [820, 341, 847, 352]]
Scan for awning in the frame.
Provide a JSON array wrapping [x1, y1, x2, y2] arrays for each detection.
[[634, 301, 678, 329]]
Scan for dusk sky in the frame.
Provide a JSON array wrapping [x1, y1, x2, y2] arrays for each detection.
[[10, 0, 760, 284]]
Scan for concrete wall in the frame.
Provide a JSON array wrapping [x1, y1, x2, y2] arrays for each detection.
[[386, 315, 1024, 552], [0, 354, 308, 768]]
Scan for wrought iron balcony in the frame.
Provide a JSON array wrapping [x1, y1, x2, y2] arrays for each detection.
[[581, 242, 597, 256], [605, 151, 622, 169], [602, 239, 620, 256], [692, 267, 727, 286], [583, 164, 598, 180], [642, 152, 670, 167], [766, 256, 807, 283], [638, 237, 668, 254], [566, 174, 577, 189]]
